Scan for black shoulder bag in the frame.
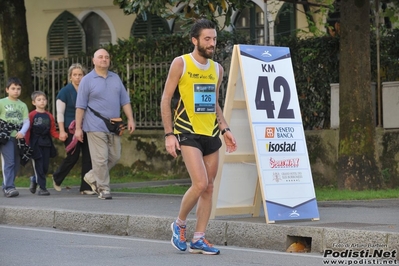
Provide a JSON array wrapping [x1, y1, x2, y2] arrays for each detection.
[[87, 106, 126, 136]]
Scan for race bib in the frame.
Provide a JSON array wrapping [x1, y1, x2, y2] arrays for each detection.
[[193, 84, 216, 113]]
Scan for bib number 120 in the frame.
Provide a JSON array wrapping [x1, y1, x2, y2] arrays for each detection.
[[255, 76, 295, 119]]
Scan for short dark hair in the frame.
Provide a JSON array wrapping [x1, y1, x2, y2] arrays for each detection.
[[190, 19, 216, 39], [31, 90, 46, 101], [6, 77, 23, 88]]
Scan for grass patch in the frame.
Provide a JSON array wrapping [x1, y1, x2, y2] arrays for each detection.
[[15, 173, 399, 201], [114, 185, 189, 195], [315, 187, 399, 201], [14, 171, 181, 189]]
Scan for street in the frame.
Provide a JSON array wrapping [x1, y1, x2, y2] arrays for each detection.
[[0, 225, 324, 266]]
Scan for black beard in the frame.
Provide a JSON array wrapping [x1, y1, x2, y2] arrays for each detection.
[[197, 44, 214, 59]]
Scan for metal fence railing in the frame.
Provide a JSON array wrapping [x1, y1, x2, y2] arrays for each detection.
[[0, 58, 171, 129], [0, 57, 230, 129]]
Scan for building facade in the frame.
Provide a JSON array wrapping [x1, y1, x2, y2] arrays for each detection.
[[0, 0, 326, 60]]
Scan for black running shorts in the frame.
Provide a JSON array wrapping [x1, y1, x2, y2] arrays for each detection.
[[176, 133, 222, 156]]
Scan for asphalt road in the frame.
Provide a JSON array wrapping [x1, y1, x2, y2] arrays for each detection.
[[0, 225, 327, 266]]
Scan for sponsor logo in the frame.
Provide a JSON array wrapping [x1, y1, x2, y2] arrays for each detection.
[[272, 172, 303, 182], [270, 158, 300, 168], [272, 172, 282, 182], [289, 210, 300, 217], [265, 127, 275, 138], [188, 72, 200, 78], [266, 141, 296, 152], [265, 127, 295, 139], [261, 50, 272, 57], [188, 72, 216, 81]]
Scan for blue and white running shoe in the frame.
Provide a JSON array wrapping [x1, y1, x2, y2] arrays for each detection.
[[189, 237, 220, 255], [170, 222, 187, 251]]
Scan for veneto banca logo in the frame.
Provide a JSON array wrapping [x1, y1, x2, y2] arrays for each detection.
[[265, 127, 295, 139]]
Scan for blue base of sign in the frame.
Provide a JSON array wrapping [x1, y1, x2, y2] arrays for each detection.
[[265, 198, 320, 222]]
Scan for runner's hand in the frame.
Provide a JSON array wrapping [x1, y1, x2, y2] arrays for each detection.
[[223, 131, 237, 153], [165, 135, 180, 158]]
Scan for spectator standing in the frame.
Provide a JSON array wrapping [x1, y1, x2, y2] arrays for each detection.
[[0, 77, 30, 198], [52, 63, 95, 195], [75, 48, 136, 200]]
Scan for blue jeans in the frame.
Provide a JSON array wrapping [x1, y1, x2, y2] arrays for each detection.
[[0, 138, 20, 190]]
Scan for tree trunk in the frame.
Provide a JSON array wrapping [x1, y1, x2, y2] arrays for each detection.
[[338, 0, 381, 190], [0, 0, 33, 108]]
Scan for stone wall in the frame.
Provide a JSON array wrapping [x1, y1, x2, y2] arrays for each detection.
[[17, 129, 399, 188]]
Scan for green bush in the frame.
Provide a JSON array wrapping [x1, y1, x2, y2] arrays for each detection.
[[103, 31, 251, 126], [277, 36, 340, 129]]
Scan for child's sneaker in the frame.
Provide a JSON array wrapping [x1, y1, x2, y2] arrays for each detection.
[[38, 189, 50, 196], [189, 237, 220, 255], [3, 188, 19, 198], [29, 176, 37, 194], [170, 222, 187, 251]]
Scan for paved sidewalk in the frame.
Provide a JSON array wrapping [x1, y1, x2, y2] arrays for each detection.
[[0, 180, 398, 254]]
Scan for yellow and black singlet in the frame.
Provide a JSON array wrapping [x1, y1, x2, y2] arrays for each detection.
[[173, 53, 219, 137]]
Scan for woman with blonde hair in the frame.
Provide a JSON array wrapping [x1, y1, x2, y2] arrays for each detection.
[[52, 63, 94, 195]]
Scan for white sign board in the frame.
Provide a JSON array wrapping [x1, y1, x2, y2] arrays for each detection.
[[212, 45, 319, 223]]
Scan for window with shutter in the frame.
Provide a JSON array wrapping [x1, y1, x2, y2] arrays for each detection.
[[48, 11, 85, 59], [172, 18, 185, 34], [274, 3, 296, 42], [82, 12, 111, 53], [234, 4, 265, 45], [171, 9, 186, 34], [131, 13, 170, 37]]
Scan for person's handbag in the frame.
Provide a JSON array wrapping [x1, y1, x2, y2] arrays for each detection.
[[88, 106, 127, 136], [107, 117, 126, 136]]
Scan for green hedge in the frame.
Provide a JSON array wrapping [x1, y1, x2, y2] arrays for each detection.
[[277, 36, 340, 129], [103, 31, 251, 126], [276, 29, 399, 130]]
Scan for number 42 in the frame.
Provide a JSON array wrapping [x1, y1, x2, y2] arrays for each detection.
[[254, 76, 295, 119]]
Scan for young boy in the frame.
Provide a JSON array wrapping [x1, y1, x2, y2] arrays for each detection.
[[0, 77, 30, 198], [25, 91, 59, 196]]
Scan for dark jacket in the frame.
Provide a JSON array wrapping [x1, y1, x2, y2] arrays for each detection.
[[0, 119, 33, 165], [25, 110, 59, 160]]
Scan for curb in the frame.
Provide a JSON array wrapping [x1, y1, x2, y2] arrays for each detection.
[[1, 206, 398, 253]]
